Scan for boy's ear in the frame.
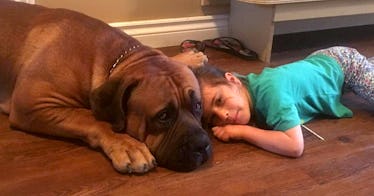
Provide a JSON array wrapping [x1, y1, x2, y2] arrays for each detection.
[[224, 72, 242, 85]]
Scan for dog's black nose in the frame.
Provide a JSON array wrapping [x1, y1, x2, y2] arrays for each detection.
[[199, 143, 212, 163], [195, 141, 211, 155], [204, 143, 212, 155], [189, 133, 212, 163]]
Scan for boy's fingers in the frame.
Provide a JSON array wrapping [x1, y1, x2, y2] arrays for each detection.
[[212, 127, 221, 136], [212, 127, 230, 142]]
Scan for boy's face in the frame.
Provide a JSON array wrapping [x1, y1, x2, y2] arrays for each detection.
[[201, 74, 251, 127]]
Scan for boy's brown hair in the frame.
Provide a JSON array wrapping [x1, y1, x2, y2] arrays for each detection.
[[192, 64, 249, 87]]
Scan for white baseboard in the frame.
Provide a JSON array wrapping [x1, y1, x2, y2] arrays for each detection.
[[14, 0, 35, 3], [110, 15, 229, 48]]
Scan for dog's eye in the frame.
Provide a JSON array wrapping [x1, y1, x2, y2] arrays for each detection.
[[153, 103, 177, 129], [188, 90, 203, 118], [151, 106, 176, 130], [194, 102, 202, 114], [156, 109, 170, 124]]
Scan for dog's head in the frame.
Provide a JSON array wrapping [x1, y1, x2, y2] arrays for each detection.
[[91, 49, 211, 172]]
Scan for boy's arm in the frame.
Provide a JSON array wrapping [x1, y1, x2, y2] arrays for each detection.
[[212, 125, 304, 157]]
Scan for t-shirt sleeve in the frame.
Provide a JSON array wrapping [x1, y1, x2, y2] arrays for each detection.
[[265, 103, 301, 131]]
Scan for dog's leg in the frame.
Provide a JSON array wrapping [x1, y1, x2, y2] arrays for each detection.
[[9, 106, 156, 173], [170, 50, 208, 69]]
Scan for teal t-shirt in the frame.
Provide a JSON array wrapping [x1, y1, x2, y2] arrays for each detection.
[[247, 54, 353, 131]]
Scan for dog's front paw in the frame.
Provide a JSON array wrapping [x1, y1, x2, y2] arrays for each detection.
[[171, 50, 208, 68], [103, 134, 156, 174]]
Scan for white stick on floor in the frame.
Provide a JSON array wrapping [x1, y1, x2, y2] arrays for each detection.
[[301, 124, 325, 141]]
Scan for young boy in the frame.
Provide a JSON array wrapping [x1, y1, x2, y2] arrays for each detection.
[[192, 46, 373, 157]]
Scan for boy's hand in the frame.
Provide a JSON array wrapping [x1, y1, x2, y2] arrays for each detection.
[[212, 125, 243, 142]]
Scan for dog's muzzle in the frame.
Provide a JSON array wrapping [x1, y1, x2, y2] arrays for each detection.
[[155, 125, 212, 172]]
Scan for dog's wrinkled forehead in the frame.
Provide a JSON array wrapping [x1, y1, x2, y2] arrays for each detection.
[[127, 57, 201, 103], [148, 61, 200, 100], [169, 63, 200, 91], [140, 56, 200, 93]]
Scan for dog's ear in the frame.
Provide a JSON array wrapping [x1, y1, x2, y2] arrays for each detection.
[[90, 78, 138, 132]]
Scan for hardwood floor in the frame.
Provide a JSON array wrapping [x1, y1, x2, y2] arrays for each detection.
[[0, 26, 373, 195]]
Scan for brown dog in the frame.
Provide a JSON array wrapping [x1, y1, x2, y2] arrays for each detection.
[[0, 1, 211, 173]]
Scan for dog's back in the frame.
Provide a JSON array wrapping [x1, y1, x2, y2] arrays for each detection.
[[0, 1, 46, 68], [0, 1, 127, 114], [0, 1, 43, 113]]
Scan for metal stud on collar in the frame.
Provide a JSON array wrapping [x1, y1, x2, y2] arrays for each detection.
[[110, 45, 141, 74]]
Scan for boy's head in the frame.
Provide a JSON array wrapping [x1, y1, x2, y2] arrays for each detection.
[[192, 65, 252, 127]]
